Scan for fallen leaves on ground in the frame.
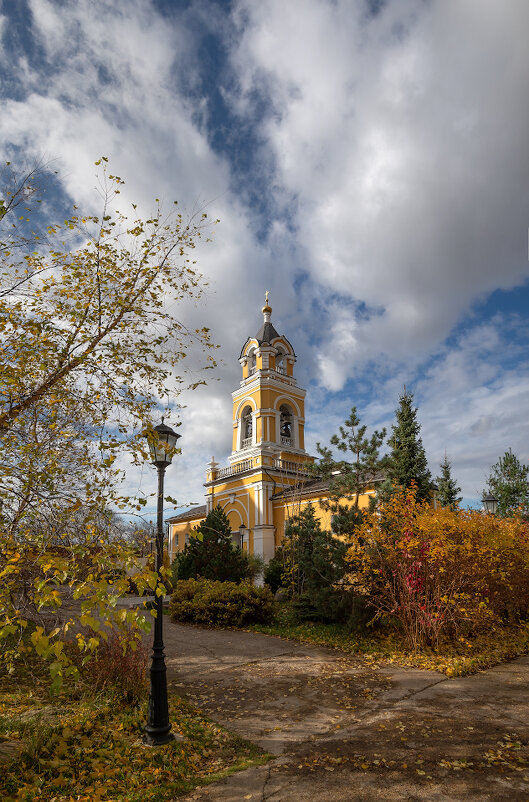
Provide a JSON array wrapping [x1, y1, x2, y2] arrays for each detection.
[[248, 618, 529, 677], [0, 679, 267, 802]]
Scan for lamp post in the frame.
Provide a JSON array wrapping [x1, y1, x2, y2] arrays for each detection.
[[482, 493, 498, 515], [239, 525, 247, 550], [143, 418, 181, 746]]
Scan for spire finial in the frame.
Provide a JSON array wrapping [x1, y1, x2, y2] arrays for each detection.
[[262, 290, 272, 323]]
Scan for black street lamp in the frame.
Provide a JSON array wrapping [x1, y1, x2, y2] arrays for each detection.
[[482, 493, 498, 515], [239, 525, 247, 550], [143, 418, 181, 746]]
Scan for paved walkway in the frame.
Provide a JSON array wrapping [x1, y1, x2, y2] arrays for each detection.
[[158, 620, 529, 801]]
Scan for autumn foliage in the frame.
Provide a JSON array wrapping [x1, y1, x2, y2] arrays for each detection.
[[0, 159, 217, 685], [348, 487, 529, 649]]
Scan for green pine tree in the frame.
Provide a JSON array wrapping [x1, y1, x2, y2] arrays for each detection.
[[314, 406, 388, 533], [176, 505, 249, 583], [435, 453, 462, 509], [385, 388, 432, 503], [484, 449, 529, 518]]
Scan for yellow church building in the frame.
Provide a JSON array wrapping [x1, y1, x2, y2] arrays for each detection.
[[167, 296, 377, 564]]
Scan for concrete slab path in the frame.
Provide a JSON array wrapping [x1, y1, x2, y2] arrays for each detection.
[[158, 620, 529, 801]]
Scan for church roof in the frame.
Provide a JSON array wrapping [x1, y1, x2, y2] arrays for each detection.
[[239, 293, 296, 358], [270, 471, 385, 501], [254, 320, 280, 344], [166, 504, 207, 523]]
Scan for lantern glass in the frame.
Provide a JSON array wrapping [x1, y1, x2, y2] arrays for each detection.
[[147, 421, 181, 466], [482, 493, 498, 515], [239, 527, 245, 550]]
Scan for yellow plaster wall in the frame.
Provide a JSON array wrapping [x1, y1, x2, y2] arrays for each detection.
[[169, 486, 376, 558], [271, 489, 375, 546], [226, 509, 243, 530], [169, 516, 205, 554], [298, 422, 304, 449]]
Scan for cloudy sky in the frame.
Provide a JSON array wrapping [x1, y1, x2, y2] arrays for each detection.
[[1, 0, 528, 514]]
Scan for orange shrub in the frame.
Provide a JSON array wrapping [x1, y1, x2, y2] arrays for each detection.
[[349, 487, 529, 649]]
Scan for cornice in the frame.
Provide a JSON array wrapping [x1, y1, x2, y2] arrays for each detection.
[[233, 375, 306, 398]]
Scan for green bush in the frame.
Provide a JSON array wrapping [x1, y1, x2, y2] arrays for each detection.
[[169, 578, 276, 628], [264, 546, 287, 594]]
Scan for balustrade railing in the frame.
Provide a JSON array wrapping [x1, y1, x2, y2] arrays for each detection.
[[273, 458, 312, 476], [211, 457, 312, 481], [215, 459, 254, 479]]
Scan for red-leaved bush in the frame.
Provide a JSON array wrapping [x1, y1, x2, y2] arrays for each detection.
[[349, 486, 529, 649], [89, 631, 149, 703]]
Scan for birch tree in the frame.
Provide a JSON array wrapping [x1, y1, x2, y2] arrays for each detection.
[[0, 159, 217, 684]]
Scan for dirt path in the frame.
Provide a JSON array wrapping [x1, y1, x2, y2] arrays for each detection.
[[160, 620, 529, 801]]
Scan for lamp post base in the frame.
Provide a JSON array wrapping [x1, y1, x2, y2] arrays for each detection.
[[142, 729, 176, 747]]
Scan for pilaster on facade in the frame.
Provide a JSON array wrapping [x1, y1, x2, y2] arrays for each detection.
[[252, 525, 276, 565]]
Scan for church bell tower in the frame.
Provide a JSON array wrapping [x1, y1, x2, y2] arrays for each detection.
[[232, 292, 308, 464], [204, 294, 313, 563]]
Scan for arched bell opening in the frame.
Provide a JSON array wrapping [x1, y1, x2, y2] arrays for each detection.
[[275, 346, 286, 375], [248, 347, 257, 375], [279, 404, 294, 448], [241, 405, 253, 449]]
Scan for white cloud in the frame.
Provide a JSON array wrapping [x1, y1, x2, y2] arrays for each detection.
[[229, 0, 529, 388], [1, 0, 529, 509]]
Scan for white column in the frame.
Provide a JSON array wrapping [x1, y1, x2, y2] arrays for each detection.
[[273, 411, 279, 444], [252, 528, 275, 560]]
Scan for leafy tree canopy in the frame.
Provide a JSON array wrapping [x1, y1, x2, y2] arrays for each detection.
[[0, 158, 217, 685]]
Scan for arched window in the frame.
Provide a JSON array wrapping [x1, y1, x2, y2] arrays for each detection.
[[248, 348, 257, 374], [279, 404, 293, 447], [275, 347, 286, 374], [241, 406, 253, 448]]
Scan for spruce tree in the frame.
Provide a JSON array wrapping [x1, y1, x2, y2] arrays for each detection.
[[484, 449, 529, 518], [282, 505, 348, 621], [176, 505, 249, 583], [386, 388, 432, 503], [435, 454, 462, 509]]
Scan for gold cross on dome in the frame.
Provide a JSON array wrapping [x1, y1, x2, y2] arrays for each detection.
[[265, 290, 269, 304]]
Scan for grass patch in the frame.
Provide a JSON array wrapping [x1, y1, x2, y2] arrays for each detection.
[[248, 606, 529, 677], [0, 656, 268, 801]]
